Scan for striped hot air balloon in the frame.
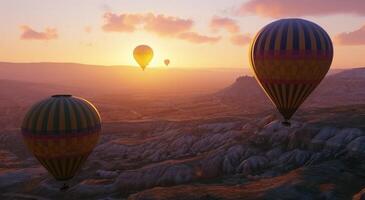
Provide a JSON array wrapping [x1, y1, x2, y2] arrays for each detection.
[[250, 18, 333, 125], [21, 95, 101, 187]]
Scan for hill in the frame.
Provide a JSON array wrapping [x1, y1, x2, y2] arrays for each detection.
[[216, 67, 365, 109]]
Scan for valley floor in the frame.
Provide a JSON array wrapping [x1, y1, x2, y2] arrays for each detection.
[[1, 105, 365, 199]]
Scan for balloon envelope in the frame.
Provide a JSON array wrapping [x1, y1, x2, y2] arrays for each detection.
[[250, 18, 333, 121], [21, 95, 101, 181], [164, 59, 170, 66], [133, 45, 154, 70]]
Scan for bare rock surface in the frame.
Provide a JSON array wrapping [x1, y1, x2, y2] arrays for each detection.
[[1, 109, 365, 199], [128, 161, 365, 200]]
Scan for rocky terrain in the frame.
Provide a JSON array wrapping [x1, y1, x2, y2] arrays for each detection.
[[1, 104, 365, 199], [0, 65, 365, 199]]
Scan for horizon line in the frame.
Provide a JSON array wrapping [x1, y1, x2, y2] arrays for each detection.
[[0, 61, 362, 71]]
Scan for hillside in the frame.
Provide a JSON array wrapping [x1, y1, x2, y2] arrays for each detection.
[[217, 67, 365, 109]]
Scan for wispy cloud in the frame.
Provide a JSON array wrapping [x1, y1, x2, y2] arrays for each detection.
[[239, 0, 365, 18], [102, 12, 144, 32], [178, 32, 221, 44], [209, 16, 251, 46], [20, 25, 58, 40], [210, 16, 240, 34], [144, 14, 193, 36], [230, 34, 251, 46], [102, 12, 220, 44], [335, 24, 365, 45], [102, 12, 192, 35]]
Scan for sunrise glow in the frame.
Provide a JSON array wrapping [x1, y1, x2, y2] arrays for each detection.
[[0, 0, 364, 68]]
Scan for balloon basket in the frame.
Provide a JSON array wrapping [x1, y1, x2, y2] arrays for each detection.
[[60, 183, 69, 191], [282, 121, 291, 127]]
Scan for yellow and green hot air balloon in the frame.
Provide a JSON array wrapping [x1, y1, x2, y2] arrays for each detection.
[[250, 18, 333, 126], [21, 95, 101, 190], [133, 45, 154, 71]]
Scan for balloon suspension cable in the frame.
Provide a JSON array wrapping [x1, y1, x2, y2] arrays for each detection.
[[60, 183, 69, 191], [282, 120, 291, 127]]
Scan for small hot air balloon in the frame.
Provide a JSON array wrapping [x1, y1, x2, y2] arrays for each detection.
[[133, 45, 154, 71], [164, 59, 170, 66], [250, 18, 333, 126], [21, 95, 101, 190]]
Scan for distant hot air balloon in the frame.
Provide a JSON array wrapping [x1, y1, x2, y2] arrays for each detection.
[[21, 95, 101, 190], [250, 18, 333, 126], [164, 59, 170, 66], [133, 45, 154, 71]]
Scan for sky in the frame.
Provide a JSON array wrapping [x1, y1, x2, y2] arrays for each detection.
[[0, 0, 365, 69]]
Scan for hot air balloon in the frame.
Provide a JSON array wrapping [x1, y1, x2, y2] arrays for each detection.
[[21, 95, 101, 190], [133, 45, 154, 71], [250, 18, 333, 126], [164, 59, 170, 66]]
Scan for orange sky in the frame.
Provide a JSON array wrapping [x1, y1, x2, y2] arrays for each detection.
[[0, 0, 364, 69]]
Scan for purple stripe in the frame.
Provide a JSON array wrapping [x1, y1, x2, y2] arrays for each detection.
[[254, 50, 331, 60], [36, 152, 92, 160], [21, 124, 101, 136], [22, 131, 99, 140], [260, 78, 322, 84]]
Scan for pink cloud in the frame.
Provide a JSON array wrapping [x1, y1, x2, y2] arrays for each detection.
[[335, 24, 365, 45], [102, 12, 193, 36], [230, 34, 251, 46], [101, 12, 221, 44], [144, 14, 193, 36], [102, 12, 144, 32], [178, 32, 221, 44], [20, 25, 58, 40], [240, 0, 365, 18], [210, 16, 240, 34]]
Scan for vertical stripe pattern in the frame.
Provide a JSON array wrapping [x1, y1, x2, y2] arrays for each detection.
[[250, 18, 333, 120], [21, 95, 101, 181]]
